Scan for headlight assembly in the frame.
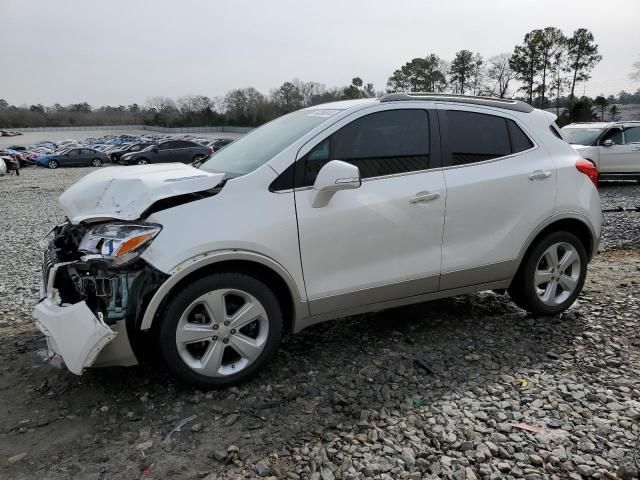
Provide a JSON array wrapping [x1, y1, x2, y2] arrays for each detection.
[[79, 223, 161, 264]]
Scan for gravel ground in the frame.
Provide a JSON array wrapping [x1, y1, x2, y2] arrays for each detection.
[[0, 167, 639, 480]]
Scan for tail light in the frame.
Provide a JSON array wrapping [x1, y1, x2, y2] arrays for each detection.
[[576, 159, 598, 188], [208, 146, 213, 153]]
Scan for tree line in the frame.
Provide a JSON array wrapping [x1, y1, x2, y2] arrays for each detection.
[[1, 26, 638, 129]]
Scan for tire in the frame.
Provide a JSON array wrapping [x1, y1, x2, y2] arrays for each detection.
[[508, 231, 587, 316], [47, 160, 58, 169], [91, 158, 103, 167], [158, 272, 283, 388], [137, 158, 149, 165]]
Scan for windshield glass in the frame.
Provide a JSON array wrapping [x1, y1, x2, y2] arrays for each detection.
[[561, 127, 605, 145], [141, 145, 156, 152], [200, 109, 340, 176]]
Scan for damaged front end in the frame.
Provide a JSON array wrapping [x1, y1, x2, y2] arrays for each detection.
[[35, 221, 167, 374]]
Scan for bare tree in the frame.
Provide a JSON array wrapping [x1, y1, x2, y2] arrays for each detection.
[[486, 54, 515, 98]]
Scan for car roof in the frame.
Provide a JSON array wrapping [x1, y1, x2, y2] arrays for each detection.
[[564, 121, 640, 129], [304, 94, 536, 114]]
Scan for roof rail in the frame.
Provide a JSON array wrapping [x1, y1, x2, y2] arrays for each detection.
[[379, 92, 535, 113]]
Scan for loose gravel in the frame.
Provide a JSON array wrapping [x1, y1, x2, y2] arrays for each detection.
[[0, 167, 639, 480]]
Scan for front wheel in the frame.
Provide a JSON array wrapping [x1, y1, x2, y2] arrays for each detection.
[[47, 160, 58, 169], [158, 273, 283, 388], [509, 231, 587, 316], [91, 158, 103, 167], [137, 158, 149, 165]]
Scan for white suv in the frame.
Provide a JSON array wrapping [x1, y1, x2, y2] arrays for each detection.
[[35, 94, 602, 387], [561, 121, 640, 180]]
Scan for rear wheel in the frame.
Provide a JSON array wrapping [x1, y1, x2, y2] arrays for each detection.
[[508, 231, 587, 316], [158, 273, 283, 388], [91, 158, 103, 167], [47, 160, 58, 169]]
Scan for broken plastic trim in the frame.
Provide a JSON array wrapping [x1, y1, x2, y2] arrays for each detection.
[[142, 183, 226, 218]]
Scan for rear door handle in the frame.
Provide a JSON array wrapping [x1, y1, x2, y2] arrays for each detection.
[[410, 192, 440, 204], [528, 170, 552, 181]]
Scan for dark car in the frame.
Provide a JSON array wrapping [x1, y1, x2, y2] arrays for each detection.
[[119, 140, 211, 165], [36, 148, 110, 169], [110, 142, 154, 163], [208, 138, 234, 152]]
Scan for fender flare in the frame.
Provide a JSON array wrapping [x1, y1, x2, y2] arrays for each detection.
[[511, 211, 599, 278], [139, 250, 306, 331]]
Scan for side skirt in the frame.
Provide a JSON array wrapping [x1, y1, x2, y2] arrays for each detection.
[[294, 279, 511, 333]]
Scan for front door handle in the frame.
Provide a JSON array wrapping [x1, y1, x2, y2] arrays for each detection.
[[410, 191, 440, 204], [528, 170, 552, 181]]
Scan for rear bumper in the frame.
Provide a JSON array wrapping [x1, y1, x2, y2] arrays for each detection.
[[35, 299, 117, 374]]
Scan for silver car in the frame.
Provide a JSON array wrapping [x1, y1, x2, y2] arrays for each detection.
[[561, 121, 640, 181]]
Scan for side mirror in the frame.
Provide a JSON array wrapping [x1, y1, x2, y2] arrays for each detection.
[[311, 160, 361, 208], [313, 160, 361, 192], [601, 139, 613, 147]]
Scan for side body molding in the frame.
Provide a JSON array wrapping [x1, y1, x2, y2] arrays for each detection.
[[139, 250, 308, 331]]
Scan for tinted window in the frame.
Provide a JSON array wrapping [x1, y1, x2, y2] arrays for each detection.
[[157, 142, 173, 150], [301, 109, 430, 186], [507, 120, 534, 153], [446, 111, 511, 165], [601, 128, 624, 145], [174, 141, 193, 148], [625, 126, 640, 144]]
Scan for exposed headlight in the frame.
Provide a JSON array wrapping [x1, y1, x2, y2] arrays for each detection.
[[79, 223, 161, 264]]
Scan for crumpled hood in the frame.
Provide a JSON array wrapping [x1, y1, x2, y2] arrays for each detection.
[[60, 163, 224, 224]]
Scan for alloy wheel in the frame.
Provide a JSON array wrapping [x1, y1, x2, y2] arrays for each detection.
[[534, 242, 581, 306], [175, 288, 269, 377], [47, 160, 58, 169]]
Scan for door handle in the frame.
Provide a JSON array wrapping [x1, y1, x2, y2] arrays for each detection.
[[528, 170, 552, 181], [410, 192, 440, 204]]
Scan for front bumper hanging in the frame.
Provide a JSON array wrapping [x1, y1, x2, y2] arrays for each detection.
[[35, 298, 116, 375]]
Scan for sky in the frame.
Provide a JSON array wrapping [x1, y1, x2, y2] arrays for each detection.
[[1, 0, 639, 107]]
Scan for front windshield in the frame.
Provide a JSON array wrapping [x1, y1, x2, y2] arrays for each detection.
[[141, 145, 156, 152], [561, 127, 605, 145], [200, 109, 340, 176]]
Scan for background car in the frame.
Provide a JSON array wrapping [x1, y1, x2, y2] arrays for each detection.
[[205, 138, 234, 152], [36, 148, 110, 169], [110, 142, 154, 163], [561, 121, 640, 180], [119, 140, 211, 165]]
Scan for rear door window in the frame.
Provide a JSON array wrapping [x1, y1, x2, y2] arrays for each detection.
[[444, 111, 534, 166], [624, 126, 640, 144]]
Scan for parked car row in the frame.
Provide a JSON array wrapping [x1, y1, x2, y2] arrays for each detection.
[[0, 130, 22, 137], [0, 133, 237, 169]]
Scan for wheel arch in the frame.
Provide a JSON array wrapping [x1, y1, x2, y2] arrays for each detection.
[[139, 252, 306, 334], [512, 214, 597, 280]]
